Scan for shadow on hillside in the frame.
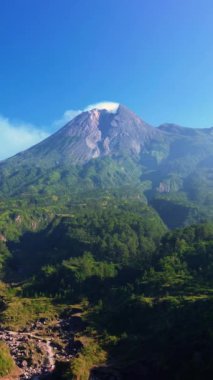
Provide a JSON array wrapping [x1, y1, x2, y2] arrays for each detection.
[[6, 226, 89, 282]]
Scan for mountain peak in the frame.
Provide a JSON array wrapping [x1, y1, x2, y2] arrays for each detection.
[[5, 103, 160, 167]]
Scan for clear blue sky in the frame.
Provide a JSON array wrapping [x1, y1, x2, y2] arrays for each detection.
[[0, 0, 213, 135]]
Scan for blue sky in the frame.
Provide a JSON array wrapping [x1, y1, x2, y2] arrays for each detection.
[[0, 0, 213, 158]]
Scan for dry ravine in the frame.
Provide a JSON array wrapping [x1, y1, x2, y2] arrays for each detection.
[[0, 314, 82, 380]]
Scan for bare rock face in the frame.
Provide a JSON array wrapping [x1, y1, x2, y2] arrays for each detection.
[[10, 104, 163, 167], [157, 182, 170, 193]]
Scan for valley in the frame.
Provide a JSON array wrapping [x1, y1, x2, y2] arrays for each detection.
[[0, 105, 212, 379], [0, 200, 212, 379]]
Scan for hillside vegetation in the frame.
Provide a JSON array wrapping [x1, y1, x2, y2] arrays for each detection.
[[0, 106, 212, 378], [0, 341, 15, 377], [0, 198, 212, 379]]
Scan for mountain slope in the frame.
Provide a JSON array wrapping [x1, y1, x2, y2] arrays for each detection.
[[2, 105, 164, 166], [0, 103, 213, 227], [0, 104, 167, 196]]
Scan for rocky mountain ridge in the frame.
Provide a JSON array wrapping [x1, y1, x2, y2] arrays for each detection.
[[7, 104, 165, 166]]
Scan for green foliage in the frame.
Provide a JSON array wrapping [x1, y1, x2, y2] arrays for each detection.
[[69, 340, 106, 380], [3, 200, 164, 282], [151, 195, 203, 228], [62, 252, 117, 282], [0, 194, 212, 379], [0, 341, 15, 376], [0, 242, 11, 279], [0, 297, 57, 330], [81, 222, 213, 379]]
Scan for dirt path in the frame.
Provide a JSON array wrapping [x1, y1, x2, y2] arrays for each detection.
[[45, 340, 55, 369]]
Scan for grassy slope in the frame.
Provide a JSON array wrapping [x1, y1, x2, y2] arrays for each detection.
[[0, 341, 16, 377]]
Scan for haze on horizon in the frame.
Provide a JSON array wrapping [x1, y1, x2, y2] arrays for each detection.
[[0, 0, 213, 158]]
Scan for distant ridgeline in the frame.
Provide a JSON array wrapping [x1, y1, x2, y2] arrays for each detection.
[[0, 105, 212, 227]]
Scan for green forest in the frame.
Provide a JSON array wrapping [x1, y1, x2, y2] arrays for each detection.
[[0, 196, 212, 379]]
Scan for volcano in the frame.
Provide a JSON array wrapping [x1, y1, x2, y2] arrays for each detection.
[[0, 103, 212, 207]]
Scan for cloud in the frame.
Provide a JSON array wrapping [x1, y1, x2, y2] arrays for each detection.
[[53, 101, 119, 129], [53, 109, 82, 129], [85, 101, 119, 113], [0, 115, 49, 160]]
